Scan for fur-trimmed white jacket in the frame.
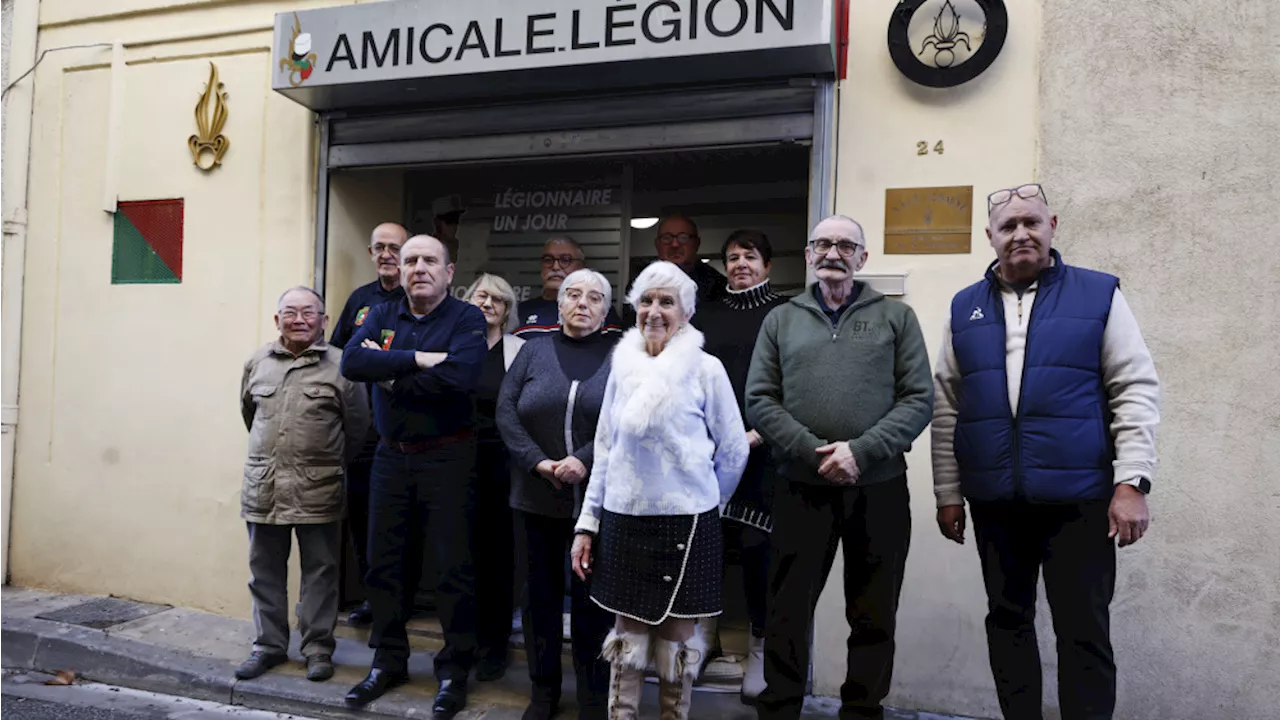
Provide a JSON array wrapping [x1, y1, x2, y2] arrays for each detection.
[[575, 326, 749, 535]]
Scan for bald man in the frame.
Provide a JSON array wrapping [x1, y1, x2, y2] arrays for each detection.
[[330, 222, 409, 628], [341, 235, 488, 717]]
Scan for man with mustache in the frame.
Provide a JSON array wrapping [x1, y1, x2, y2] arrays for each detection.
[[931, 184, 1160, 720], [340, 235, 488, 718], [329, 222, 408, 627], [514, 236, 623, 337], [746, 215, 934, 720]]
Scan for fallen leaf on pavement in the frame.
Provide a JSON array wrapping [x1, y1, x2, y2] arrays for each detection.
[[44, 670, 76, 686]]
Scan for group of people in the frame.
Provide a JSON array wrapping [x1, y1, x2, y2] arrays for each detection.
[[236, 182, 1160, 720]]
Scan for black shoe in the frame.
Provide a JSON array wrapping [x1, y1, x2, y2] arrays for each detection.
[[474, 657, 507, 682], [348, 601, 373, 627], [344, 668, 408, 708], [234, 651, 287, 680], [432, 677, 469, 719], [522, 698, 558, 720]]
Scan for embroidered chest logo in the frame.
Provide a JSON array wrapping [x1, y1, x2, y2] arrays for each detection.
[[354, 306, 370, 326], [380, 329, 395, 350], [526, 314, 538, 324], [969, 307, 985, 321], [846, 320, 878, 337]]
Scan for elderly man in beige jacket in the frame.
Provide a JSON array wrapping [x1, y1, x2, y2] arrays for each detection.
[[237, 286, 369, 683]]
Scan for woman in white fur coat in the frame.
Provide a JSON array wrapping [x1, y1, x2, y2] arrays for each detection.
[[571, 261, 749, 719]]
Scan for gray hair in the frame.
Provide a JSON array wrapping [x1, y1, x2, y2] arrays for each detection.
[[543, 235, 585, 258], [277, 285, 324, 312], [557, 269, 613, 325], [626, 261, 697, 320], [809, 214, 866, 244], [463, 273, 519, 333]]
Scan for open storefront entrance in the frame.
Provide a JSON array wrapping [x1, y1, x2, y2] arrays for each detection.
[[321, 83, 831, 687]]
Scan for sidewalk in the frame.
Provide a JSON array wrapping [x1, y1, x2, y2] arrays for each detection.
[[1, 586, 978, 719]]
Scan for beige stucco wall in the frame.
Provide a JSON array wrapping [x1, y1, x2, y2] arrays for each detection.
[[324, 168, 405, 312], [815, 1, 1041, 716], [1034, 2, 1280, 718], [7, 0, 321, 617]]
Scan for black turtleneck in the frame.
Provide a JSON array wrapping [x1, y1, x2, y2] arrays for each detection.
[[693, 281, 788, 413], [553, 329, 616, 382]]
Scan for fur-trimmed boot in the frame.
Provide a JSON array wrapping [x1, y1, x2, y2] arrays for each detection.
[[601, 629, 650, 720], [653, 633, 708, 720]]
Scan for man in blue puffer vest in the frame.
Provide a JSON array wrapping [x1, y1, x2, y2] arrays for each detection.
[[931, 184, 1160, 720]]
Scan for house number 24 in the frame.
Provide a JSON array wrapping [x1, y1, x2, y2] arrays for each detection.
[[917, 141, 945, 156]]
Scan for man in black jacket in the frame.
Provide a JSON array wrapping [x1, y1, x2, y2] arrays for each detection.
[[329, 222, 407, 626]]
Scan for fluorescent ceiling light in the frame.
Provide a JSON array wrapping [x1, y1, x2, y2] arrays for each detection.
[[630, 217, 659, 229]]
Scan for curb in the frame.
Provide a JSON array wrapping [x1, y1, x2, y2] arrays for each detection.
[[0, 615, 413, 719]]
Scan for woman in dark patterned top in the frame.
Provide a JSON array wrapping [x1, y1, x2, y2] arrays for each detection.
[[462, 274, 525, 682], [496, 269, 620, 720], [690, 229, 789, 704]]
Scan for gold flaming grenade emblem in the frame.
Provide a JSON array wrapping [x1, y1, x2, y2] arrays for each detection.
[[188, 62, 230, 170]]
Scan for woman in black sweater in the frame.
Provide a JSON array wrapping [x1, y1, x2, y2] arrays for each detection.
[[691, 229, 789, 704], [496, 269, 620, 720]]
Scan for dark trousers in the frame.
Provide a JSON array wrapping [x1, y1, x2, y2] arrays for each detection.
[[758, 479, 911, 720], [520, 510, 613, 716], [474, 440, 516, 666], [345, 448, 374, 588], [367, 439, 477, 679], [970, 500, 1116, 720], [723, 520, 771, 637]]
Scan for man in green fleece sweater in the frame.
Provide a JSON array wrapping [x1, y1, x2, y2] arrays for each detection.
[[745, 215, 933, 720]]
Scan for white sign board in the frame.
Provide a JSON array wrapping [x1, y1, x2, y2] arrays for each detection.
[[274, 0, 833, 93]]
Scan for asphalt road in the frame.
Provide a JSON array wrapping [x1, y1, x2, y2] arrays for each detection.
[[2, 673, 318, 720], [4, 694, 151, 720]]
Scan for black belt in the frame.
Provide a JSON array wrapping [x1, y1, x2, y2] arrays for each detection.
[[379, 430, 473, 454]]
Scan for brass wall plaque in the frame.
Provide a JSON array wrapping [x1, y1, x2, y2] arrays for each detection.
[[884, 186, 973, 254]]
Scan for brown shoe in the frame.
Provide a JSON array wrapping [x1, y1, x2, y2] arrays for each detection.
[[306, 653, 335, 682]]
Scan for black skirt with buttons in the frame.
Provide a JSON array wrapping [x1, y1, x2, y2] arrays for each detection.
[[589, 507, 722, 625]]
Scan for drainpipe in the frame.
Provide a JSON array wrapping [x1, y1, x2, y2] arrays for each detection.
[[2, 0, 41, 583]]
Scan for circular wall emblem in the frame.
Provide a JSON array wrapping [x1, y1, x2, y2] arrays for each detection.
[[888, 0, 1008, 88]]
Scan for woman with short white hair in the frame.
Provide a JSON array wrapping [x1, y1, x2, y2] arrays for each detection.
[[570, 261, 749, 719], [497, 268, 620, 720], [462, 273, 524, 680]]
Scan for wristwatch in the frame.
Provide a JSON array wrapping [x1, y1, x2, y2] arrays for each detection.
[[1123, 477, 1152, 494]]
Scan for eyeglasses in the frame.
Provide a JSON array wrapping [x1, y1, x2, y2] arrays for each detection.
[[471, 291, 507, 306], [279, 309, 320, 321], [657, 233, 697, 246], [988, 184, 1049, 213], [541, 254, 584, 268], [371, 243, 403, 256], [562, 288, 605, 305], [809, 238, 864, 258]]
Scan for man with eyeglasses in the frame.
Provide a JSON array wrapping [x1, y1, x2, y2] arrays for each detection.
[[746, 215, 933, 720], [931, 184, 1160, 720], [653, 214, 727, 305], [329, 222, 409, 627], [236, 286, 370, 684], [514, 235, 623, 337]]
